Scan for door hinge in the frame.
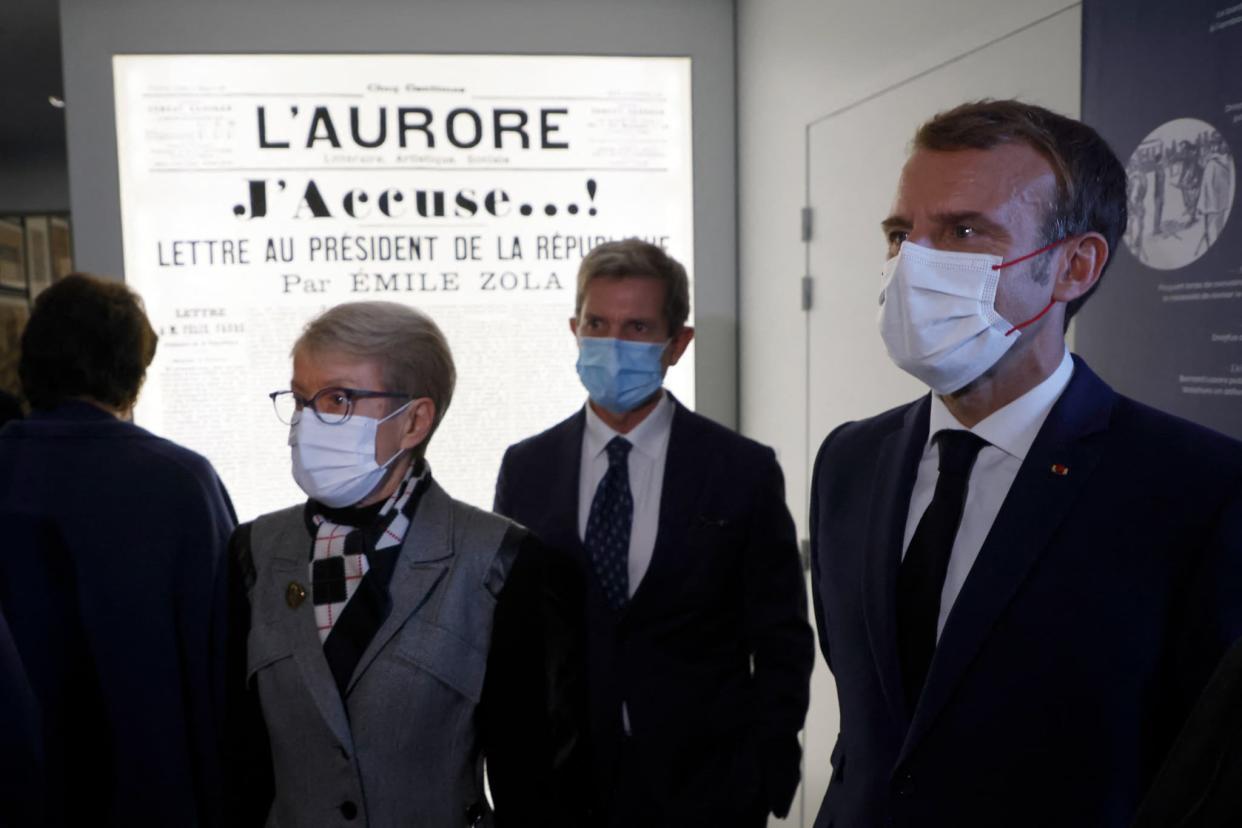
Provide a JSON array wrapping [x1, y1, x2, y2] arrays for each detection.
[[801, 206, 813, 242], [801, 275, 813, 311]]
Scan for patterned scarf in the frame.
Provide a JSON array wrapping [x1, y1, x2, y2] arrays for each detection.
[[303, 462, 430, 694]]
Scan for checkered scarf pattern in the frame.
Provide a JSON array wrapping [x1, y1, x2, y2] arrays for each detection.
[[309, 464, 427, 642]]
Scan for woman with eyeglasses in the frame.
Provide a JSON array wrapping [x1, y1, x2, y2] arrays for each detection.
[[224, 301, 585, 827]]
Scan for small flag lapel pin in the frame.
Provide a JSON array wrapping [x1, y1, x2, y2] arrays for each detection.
[[1050, 463, 1070, 477]]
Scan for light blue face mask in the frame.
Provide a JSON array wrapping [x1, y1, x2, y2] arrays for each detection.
[[575, 336, 668, 414]]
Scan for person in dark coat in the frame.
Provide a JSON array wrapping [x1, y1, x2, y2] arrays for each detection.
[[1133, 631, 1242, 828], [0, 274, 236, 826], [0, 596, 44, 827], [495, 241, 814, 827], [810, 100, 1242, 827]]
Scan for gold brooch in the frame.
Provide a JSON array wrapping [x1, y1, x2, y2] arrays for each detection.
[[286, 581, 307, 609]]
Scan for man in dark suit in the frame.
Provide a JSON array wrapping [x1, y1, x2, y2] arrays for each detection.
[[809, 100, 1242, 827], [1133, 631, 1242, 827], [495, 239, 814, 827], [0, 274, 236, 826]]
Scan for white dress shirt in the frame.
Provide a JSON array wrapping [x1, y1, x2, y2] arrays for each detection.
[[578, 391, 674, 597], [902, 348, 1075, 639]]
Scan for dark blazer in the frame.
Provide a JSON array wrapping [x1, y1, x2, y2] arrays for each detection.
[[495, 399, 815, 827], [0, 598, 44, 827], [810, 355, 1242, 828], [0, 402, 237, 826], [1133, 633, 1242, 827], [0, 513, 105, 828]]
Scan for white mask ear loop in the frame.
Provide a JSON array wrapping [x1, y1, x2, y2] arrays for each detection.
[[375, 399, 415, 467]]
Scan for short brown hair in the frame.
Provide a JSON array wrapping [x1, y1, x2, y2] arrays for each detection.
[[19, 273, 158, 411], [294, 302, 456, 448], [575, 239, 691, 332], [914, 99, 1127, 323]]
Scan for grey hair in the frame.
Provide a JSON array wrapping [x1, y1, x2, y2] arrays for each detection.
[[294, 301, 456, 441], [575, 238, 691, 332]]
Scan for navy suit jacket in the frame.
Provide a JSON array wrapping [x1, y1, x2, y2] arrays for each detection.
[[810, 356, 1242, 828], [0, 402, 237, 826], [495, 399, 814, 826], [0, 599, 43, 827]]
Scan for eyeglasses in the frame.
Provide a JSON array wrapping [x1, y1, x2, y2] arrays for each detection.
[[269, 387, 412, 426]]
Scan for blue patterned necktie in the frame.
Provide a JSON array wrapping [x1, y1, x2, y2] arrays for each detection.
[[585, 436, 633, 610]]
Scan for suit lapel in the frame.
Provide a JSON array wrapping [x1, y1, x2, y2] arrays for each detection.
[[898, 357, 1115, 764], [626, 401, 712, 615], [863, 398, 931, 732], [546, 411, 587, 554], [344, 480, 454, 695], [267, 528, 354, 749]]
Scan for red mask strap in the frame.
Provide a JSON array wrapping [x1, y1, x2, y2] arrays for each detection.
[[1005, 298, 1056, 336], [991, 237, 1066, 271]]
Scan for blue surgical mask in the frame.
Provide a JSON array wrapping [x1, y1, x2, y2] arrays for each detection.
[[575, 336, 668, 414]]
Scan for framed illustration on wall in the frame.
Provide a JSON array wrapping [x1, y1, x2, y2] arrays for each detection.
[[24, 217, 52, 298], [1082, 0, 1242, 441], [48, 217, 73, 281], [0, 293, 29, 403], [0, 220, 25, 292]]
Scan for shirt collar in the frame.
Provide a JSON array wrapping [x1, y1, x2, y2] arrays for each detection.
[[927, 348, 1074, 461], [583, 391, 675, 462]]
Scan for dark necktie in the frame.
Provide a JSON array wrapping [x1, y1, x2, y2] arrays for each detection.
[[897, 429, 988, 713], [585, 436, 633, 610]]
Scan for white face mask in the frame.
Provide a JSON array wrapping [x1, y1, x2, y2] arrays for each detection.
[[289, 401, 412, 508], [877, 240, 1057, 395]]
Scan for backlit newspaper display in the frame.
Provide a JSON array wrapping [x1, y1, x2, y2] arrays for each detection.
[[113, 54, 694, 518]]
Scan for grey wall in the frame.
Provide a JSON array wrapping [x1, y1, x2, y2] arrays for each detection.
[[58, 0, 738, 425], [0, 151, 69, 214]]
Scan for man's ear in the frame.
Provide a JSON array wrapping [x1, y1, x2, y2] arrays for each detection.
[[664, 325, 695, 368], [1052, 232, 1109, 304], [569, 316, 579, 337], [398, 398, 437, 451]]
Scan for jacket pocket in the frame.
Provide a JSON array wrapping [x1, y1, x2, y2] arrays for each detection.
[[246, 621, 295, 684], [394, 618, 489, 703]]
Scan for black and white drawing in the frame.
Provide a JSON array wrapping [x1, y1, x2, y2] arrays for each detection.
[[1123, 118, 1235, 270]]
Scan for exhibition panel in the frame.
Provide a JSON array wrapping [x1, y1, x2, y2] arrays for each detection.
[[113, 54, 694, 518]]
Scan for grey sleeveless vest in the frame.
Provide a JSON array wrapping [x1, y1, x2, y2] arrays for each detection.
[[246, 480, 518, 827]]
